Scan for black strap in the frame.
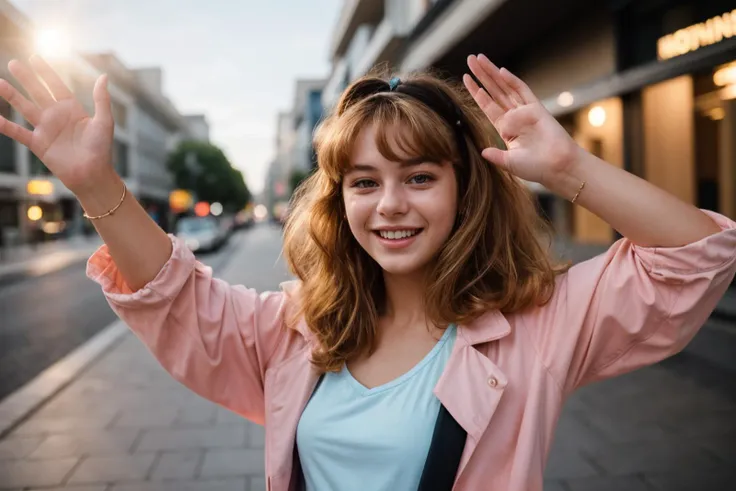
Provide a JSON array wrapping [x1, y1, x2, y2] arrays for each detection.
[[417, 404, 467, 491]]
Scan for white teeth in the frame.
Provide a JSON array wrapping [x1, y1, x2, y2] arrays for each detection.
[[378, 229, 418, 240]]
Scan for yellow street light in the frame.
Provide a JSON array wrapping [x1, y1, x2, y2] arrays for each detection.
[[27, 205, 43, 221], [27, 179, 54, 196]]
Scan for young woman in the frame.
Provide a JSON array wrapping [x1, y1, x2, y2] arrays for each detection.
[[0, 53, 734, 491]]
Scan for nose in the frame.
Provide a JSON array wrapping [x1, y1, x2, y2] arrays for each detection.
[[376, 183, 409, 217]]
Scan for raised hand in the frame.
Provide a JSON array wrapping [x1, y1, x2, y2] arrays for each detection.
[[0, 55, 115, 194], [463, 54, 581, 186]]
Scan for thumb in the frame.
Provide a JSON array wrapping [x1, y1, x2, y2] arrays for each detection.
[[92, 74, 113, 126], [481, 147, 510, 171]]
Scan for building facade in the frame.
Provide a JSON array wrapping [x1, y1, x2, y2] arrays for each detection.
[[327, 0, 736, 245], [0, 1, 202, 244]]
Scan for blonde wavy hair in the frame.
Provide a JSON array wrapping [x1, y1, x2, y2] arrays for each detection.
[[283, 69, 567, 372]]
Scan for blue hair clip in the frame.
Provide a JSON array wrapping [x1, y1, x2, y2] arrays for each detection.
[[388, 77, 401, 91]]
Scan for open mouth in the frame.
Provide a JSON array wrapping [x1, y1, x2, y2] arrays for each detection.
[[374, 229, 423, 240]]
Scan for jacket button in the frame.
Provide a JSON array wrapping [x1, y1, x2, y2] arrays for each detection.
[[487, 376, 498, 388]]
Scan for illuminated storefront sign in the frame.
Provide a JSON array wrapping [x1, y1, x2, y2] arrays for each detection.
[[657, 10, 736, 60]]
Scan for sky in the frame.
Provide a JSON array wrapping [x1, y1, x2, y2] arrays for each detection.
[[11, 0, 342, 195]]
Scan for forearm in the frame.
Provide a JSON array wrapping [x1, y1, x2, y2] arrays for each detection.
[[545, 148, 721, 248], [75, 168, 173, 291]]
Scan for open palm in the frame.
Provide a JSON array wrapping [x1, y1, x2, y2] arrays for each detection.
[[0, 55, 114, 194], [463, 54, 580, 186]]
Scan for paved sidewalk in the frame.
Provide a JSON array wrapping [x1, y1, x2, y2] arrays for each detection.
[[0, 235, 103, 280]]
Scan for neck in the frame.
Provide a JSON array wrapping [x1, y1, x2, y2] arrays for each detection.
[[381, 269, 428, 330]]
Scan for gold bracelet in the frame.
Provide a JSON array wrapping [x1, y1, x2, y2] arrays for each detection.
[[83, 182, 127, 220], [571, 180, 586, 204]]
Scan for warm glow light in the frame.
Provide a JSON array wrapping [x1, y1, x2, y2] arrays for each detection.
[[169, 189, 193, 212], [27, 205, 43, 221], [721, 84, 736, 101], [588, 106, 607, 127], [557, 91, 574, 107], [714, 63, 736, 86], [210, 202, 223, 216], [254, 204, 267, 220], [27, 180, 54, 196], [35, 29, 71, 59], [194, 201, 210, 217], [708, 107, 725, 120]]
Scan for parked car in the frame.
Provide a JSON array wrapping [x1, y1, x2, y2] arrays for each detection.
[[175, 216, 225, 253]]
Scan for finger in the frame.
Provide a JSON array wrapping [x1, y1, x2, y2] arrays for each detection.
[[29, 55, 74, 101], [0, 79, 41, 126], [467, 55, 513, 110], [462, 74, 504, 122], [481, 147, 510, 172], [0, 114, 33, 147], [498, 68, 538, 105], [92, 74, 113, 126], [8, 60, 55, 108], [477, 54, 525, 107]]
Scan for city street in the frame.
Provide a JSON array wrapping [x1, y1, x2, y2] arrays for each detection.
[[0, 230, 241, 402], [0, 224, 734, 490]]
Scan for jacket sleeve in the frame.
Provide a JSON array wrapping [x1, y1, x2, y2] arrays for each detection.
[[86, 234, 289, 425], [524, 210, 736, 395]]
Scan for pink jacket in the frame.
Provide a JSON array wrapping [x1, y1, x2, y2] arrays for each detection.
[[87, 210, 736, 491]]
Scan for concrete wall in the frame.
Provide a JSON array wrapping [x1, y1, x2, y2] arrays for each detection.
[[572, 97, 624, 244], [642, 75, 695, 205], [515, 12, 616, 101]]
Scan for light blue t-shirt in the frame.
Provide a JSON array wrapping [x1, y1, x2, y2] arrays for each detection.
[[296, 325, 457, 491]]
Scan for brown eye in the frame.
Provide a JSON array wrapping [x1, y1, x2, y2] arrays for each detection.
[[409, 174, 434, 185], [352, 179, 377, 189]]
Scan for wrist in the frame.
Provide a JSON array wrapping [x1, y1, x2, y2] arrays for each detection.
[[74, 169, 126, 217], [542, 146, 590, 201]]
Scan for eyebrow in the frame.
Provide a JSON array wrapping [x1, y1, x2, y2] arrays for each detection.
[[347, 158, 441, 173]]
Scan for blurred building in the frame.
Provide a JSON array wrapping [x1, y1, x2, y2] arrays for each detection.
[[264, 79, 326, 219], [0, 0, 203, 245], [323, 0, 433, 109], [327, 0, 736, 245], [183, 114, 211, 142]]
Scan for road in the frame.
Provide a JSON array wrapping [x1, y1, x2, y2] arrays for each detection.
[[0, 229, 244, 402]]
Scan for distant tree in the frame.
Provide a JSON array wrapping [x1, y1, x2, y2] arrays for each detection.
[[167, 140, 251, 212]]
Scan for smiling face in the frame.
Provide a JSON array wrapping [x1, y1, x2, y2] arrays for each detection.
[[342, 123, 458, 278]]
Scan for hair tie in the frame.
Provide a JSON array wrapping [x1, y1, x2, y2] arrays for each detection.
[[388, 77, 401, 91]]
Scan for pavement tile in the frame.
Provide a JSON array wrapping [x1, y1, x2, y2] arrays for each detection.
[[10, 413, 117, 436], [587, 439, 722, 476], [0, 436, 44, 460], [110, 478, 247, 491], [200, 449, 265, 478], [544, 446, 600, 480], [215, 408, 246, 425], [67, 453, 157, 484], [136, 425, 247, 452], [27, 486, 107, 491], [543, 481, 567, 491], [150, 450, 202, 480], [564, 475, 652, 491], [644, 466, 736, 491], [246, 424, 265, 449], [0, 457, 79, 488], [112, 409, 177, 429], [27, 429, 139, 459], [250, 476, 266, 491], [175, 405, 217, 425]]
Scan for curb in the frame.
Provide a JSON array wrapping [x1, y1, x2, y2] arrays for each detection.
[[0, 319, 129, 438]]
